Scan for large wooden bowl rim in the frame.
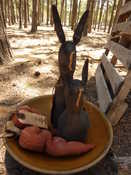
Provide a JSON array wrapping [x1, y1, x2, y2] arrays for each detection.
[[4, 95, 113, 174]]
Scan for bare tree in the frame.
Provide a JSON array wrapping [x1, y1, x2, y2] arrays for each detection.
[[15, 0, 19, 23], [7, 0, 11, 25], [0, 0, 6, 27], [98, 0, 106, 30], [19, 0, 22, 29], [31, 0, 39, 33], [46, 0, 50, 25], [11, 0, 16, 25], [94, 0, 100, 30], [41, 0, 45, 23], [71, 0, 78, 30], [83, 0, 91, 36], [104, 0, 109, 32], [60, 0, 65, 24], [0, 2, 12, 64], [64, 0, 67, 26], [50, 0, 53, 25], [77, 0, 81, 23], [112, 0, 123, 31], [69, 0, 73, 26], [108, 0, 117, 33], [88, 0, 95, 33], [27, 0, 30, 23], [24, 0, 28, 28]]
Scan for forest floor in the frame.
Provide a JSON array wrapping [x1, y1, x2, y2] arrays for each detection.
[[0, 25, 130, 175]]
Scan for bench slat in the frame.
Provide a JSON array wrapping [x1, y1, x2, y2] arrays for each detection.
[[112, 21, 131, 34], [96, 65, 112, 113], [101, 54, 123, 95], [107, 70, 131, 125], [106, 41, 131, 69], [119, 1, 131, 16]]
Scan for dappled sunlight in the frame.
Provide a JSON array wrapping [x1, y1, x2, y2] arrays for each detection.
[[0, 25, 111, 104], [11, 77, 42, 97]]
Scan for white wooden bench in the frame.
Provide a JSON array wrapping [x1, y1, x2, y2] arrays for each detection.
[[95, 0, 131, 126]]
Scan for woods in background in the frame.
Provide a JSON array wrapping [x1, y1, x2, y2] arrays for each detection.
[[0, 1, 12, 64], [0, 0, 124, 34]]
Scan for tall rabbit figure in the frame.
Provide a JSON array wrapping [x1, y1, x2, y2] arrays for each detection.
[[51, 5, 89, 129], [57, 84, 90, 142]]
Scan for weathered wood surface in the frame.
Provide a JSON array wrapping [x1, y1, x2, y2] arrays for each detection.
[[102, 54, 123, 95], [118, 156, 131, 164], [107, 70, 131, 126], [96, 65, 112, 113], [119, 1, 131, 16], [106, 41, 131, 69], [112, 21, 131, 34]]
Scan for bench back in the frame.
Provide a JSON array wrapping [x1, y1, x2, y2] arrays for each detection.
[[95, 0, 131, 125]]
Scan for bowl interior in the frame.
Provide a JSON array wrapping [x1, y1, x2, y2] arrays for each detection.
[[5, 95, 113, 174]]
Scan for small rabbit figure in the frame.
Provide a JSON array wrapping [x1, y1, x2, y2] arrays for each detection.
[[57, 85, 90, 142], [51, 58, 89, 129], [51, 5, 89, 129], [72, 58, 89, 92]]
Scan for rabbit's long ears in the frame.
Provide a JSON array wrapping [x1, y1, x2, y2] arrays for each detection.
[[73, 10, 89, 45], [52, 5, 65, 44], [82, 59, 89, 86]]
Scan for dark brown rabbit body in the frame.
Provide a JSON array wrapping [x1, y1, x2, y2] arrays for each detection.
[[51, 78, 65, 128], [59, 41, 76, 84], [57, 85, 90, 142], [51, 5, 89, 129], [57, 109, 90, 142]]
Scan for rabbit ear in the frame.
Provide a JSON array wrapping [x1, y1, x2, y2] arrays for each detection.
[[73, 10, 89, 45], [52, 5, 65, 43], [82, 59, 89, 86]]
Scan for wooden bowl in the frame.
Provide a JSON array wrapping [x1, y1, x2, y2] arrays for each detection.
[[4, 95, 113, 174]]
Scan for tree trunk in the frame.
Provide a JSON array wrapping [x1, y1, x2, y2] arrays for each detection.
[[19, 0, 22, 29], [60, 0, 65, 24], [98, 0, 106, 30], [112, 0, 123, 31], [69, 0, 73, 26], [1, 0, 6, 27], [92, 0, 97, 29], [24, 0, 28, 28], [71, 0, 78, 30], [64, 0, 67, 26], [7, 0, 11, 25], [0, 3, 12, 64], [83, 0, 91, 36], [27, 0, 30, 23], [77, 0, 81, 23], [108, 0, 117, 33], [46, 0, 50, 25], [11, 0, 16, 25], [4, 0, 7, 26], [88, 0, 95, 33], [38, 0, 41, 26], [31, 0, 38, 33], [15, 0, 19, 23], [104, 0, 109, 32], [41, 0, 44, 23], [50, 0, 53, 25], [94, 0, 100, 30]]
